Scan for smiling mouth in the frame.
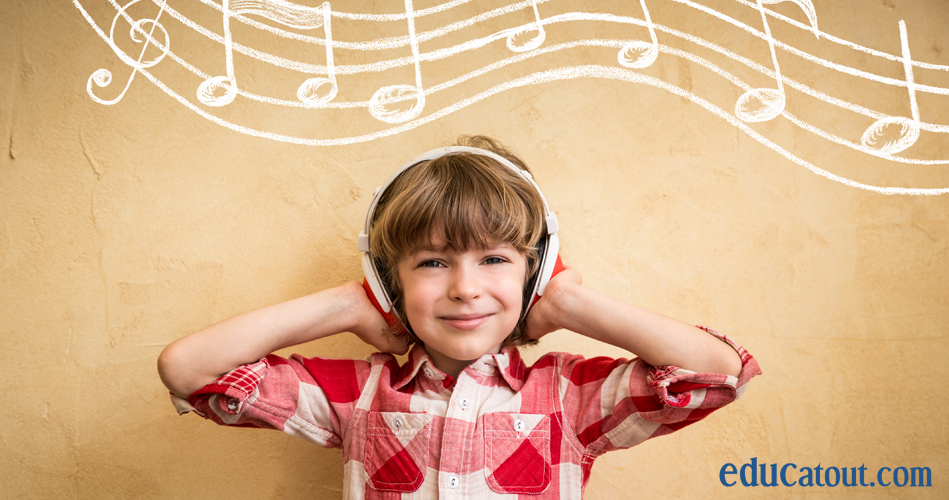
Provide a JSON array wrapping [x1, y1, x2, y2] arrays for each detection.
[[440, 314, 492, 330]]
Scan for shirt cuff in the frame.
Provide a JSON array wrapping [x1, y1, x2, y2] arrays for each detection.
[[696, 325, 762, 388], [187, 358, 271, 416], [647, 326, 761, 409], [170, 393, 197, 415]]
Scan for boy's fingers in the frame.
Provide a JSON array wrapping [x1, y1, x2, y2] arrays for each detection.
[[523, 302, 554, 340], [523, 267, 582, 340], [380, 329, 410, 355], [360, 317, 409, 355], [555, 267, 582, 286]]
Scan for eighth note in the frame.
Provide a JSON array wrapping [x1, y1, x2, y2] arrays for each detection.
[[735, 0, 819, 123], [369, 0, 426, 124], [860, 20, 921, 155], [506, 0, 546, 52], [618, 0, 659, 69]]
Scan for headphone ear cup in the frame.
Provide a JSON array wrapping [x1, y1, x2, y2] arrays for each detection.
[[362, 252, 399, 320], [522, 238, 546, 313], [362, 278, 400, 327], [528, 254, 564, 311], [522, 231, 563, 317]]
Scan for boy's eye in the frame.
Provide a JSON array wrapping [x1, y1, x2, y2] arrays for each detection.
[[483, 257, 507, 265], [418, 260, 444, 268]]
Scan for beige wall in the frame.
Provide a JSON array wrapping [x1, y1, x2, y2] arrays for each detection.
[[2, 0, 947, 498]]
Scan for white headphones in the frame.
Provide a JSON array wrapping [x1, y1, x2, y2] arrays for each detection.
[[357, 146, 561, 324]]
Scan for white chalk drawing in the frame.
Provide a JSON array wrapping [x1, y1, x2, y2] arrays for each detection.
[[74, 0, 949, 195], [85, 0, 170, 105], [197, 0, 335, 107], [859, 20, 920, 156], [369, 0, 426, 124], [735, 0, 817, 123], [617, 0, 658, 70], [506, 0, 546, 52]]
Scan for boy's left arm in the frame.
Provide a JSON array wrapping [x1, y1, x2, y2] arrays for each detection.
[[525, 268, 761, 452]]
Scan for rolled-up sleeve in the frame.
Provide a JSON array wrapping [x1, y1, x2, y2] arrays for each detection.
[[557, 326, 761, 455], [170, 354, 371, 449]]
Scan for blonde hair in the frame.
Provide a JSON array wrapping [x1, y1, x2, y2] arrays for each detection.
[[369, 135, 546, 347]]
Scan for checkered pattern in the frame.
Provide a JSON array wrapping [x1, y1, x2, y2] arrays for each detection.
[[174, 327, 760, 498]]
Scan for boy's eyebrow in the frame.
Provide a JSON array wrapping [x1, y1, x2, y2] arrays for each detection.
[[408, 243, 447, 254], [410, 239, 514, 255]]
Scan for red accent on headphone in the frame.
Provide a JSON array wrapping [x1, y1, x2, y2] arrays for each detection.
[[529, 254, 564, 309], [362, 278, 400, 327]]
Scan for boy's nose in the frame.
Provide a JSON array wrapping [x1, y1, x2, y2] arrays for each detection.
[[449, 264, 481, 301]]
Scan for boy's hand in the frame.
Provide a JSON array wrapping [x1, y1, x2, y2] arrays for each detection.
[[342, 281, 410, 355], [523, 266, 582, 341]]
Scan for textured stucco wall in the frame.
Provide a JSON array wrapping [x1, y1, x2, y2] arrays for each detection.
[[2, 0, 947, 498]]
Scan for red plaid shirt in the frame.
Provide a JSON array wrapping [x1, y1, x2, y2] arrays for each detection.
[[173, 327, 760, 498]]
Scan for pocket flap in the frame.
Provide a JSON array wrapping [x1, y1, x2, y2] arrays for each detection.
[[483, 413, 551, 494], [365, 411, 432, 492]]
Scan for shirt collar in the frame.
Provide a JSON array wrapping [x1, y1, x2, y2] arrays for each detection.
[[391, 344, 528, 392], [492, 346, 527, 392]]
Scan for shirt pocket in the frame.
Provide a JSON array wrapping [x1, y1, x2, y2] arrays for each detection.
[[364, 411, 432, 493], [483, 412, 551, 494]]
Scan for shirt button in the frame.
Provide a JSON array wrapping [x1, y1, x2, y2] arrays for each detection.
[[448, 475, 459, 488], [424, 367, 435, 378], [226, 398, 240, 411], [513, 419, 525, 432], [459, 398, 469, 410], [393, 417, 403, 430]]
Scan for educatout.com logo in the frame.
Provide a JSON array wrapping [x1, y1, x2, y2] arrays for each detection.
[[720, 458, 932, 488]]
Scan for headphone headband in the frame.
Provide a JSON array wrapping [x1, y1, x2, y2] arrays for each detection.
[[357, 146, 558, 253]]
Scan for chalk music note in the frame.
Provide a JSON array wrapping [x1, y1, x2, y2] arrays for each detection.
[[368, 0, 425, 124], [506, 0, 546, 52], [296, 2, 338, 107], [197, 0, 335, 107], [860, 20, 921, 155], [735, 0, 819, 123], [618, 0, 659, 69], [87, 0, 170, 105]]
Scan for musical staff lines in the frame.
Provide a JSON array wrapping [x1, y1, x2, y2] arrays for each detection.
[[74, 0, 949, 194]]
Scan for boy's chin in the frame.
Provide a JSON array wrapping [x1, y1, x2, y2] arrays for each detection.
[[426, 342, 502, 364], [452, 344, 504, 362]]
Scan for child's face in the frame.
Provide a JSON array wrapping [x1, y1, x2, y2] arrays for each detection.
[[397, 234, 527, 374]]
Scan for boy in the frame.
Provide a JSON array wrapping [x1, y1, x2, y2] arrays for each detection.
[[158, 135, 760, 498]]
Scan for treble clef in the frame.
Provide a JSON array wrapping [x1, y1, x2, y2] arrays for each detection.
[[87, 0, 170, 105]]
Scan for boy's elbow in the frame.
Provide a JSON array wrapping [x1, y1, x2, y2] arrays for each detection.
[[157, 343, 194, 398], [719, 348, 743, 378]]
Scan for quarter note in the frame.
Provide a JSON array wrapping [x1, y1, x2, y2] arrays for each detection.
[[297, 2, 338, 107], [197, 0, 334, 107], [368, 0, 426, 124], [735, 0, 819, 123], [860, 20, 921, 155], [618, 0, 659, 69], [506, 0, 546, 52]]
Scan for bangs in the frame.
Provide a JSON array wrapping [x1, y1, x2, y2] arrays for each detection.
[[371, 152, 546, 268]]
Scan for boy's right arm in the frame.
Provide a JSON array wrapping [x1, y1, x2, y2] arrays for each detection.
[[157, 281, 407, 398]]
